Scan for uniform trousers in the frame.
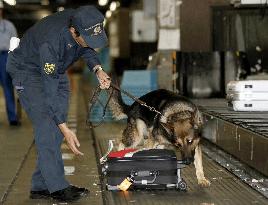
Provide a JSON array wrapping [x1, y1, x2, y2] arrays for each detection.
[[7, 61, 70, 193]]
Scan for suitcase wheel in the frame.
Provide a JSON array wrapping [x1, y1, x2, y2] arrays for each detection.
[[177, 180, 187, 191]]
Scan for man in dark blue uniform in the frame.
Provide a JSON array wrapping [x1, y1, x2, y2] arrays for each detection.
[[6, 6, 111, 202]]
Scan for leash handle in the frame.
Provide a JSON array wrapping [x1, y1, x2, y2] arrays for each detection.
[[87, 84, 116, 128], [86, 86, 104, 128]]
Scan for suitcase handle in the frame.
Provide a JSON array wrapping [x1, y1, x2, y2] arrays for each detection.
[[131, 171, 158, 185], [132, 170, 159, 177], [226, 93, 234, 101], [100, 140, 114, 164]]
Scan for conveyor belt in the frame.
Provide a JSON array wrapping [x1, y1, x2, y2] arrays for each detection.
[[92, 122, 268, 205], [193, 98, 268, 195], [195, 99, 268, 138], [203, 111, 268, 137]]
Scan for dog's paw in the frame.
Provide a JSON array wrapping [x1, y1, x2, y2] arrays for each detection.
[[198, 178, 211, 187]]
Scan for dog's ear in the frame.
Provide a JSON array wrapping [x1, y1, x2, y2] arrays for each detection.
[[160, 122, 174, 135], [192, 110, 203, 130]]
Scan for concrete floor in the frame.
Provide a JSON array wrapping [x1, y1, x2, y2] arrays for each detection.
[[0, 89, 34, 203]]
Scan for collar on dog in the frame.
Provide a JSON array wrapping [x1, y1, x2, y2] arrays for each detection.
[[158, 123, 176, 144]]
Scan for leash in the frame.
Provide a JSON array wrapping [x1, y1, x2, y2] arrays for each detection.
[[110, 83, 164, 117], [86, 85, 114, 128], [86, 82, 165, 128]]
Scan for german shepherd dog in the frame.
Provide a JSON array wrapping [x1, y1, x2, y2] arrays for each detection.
[[108, 88, 210, 187]]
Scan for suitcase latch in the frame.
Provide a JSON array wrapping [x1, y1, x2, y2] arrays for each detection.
[[245, 84, 253, 88]]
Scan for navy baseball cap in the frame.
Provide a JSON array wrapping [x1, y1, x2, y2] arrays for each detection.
[[72, 6, 108, 49]]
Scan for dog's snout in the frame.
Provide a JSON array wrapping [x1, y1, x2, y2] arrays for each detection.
[[184, 157, 194, 165]]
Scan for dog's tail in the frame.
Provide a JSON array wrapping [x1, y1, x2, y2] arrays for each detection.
[[107, 86, 130, 120]]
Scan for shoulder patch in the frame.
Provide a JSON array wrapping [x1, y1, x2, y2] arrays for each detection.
[[44, 63, 55, 75]]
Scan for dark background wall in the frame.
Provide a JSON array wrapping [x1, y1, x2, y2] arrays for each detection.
[[180, 0, 229, 51]]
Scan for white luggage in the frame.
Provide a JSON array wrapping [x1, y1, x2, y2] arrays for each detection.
[[226, 92, 268, 101], [228, 101, 268, 111], [227, 80, 268, 93], [227, 80, 268, 111]]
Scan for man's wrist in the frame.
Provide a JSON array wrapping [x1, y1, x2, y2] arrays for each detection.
[[58, 123, 68, 134], [93, 65, 103, 74]]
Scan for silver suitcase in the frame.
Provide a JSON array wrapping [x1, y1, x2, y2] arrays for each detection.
[[227, 81, 268, 111], [227, 80, 268, 93], [228, 100, 268, 111], [226, 92, 268, 101]]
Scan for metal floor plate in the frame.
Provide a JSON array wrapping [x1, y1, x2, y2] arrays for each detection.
[[93, 123, 268, 205]]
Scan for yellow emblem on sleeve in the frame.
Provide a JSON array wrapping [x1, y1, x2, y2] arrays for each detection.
[[44, 63, 55, 75]]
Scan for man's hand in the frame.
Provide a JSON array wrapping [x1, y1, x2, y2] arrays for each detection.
[[96, 69, 111, 89], [58, 123, 84, 155]]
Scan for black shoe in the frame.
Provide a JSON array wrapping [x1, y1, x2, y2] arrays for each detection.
[[70, 185, 89, 196], [51, 186, 84, 202], [30, 189, 50, 199], [9, 121, 21, 126]]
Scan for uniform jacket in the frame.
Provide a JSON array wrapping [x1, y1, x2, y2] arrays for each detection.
[[8, 9, 102, 125]]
